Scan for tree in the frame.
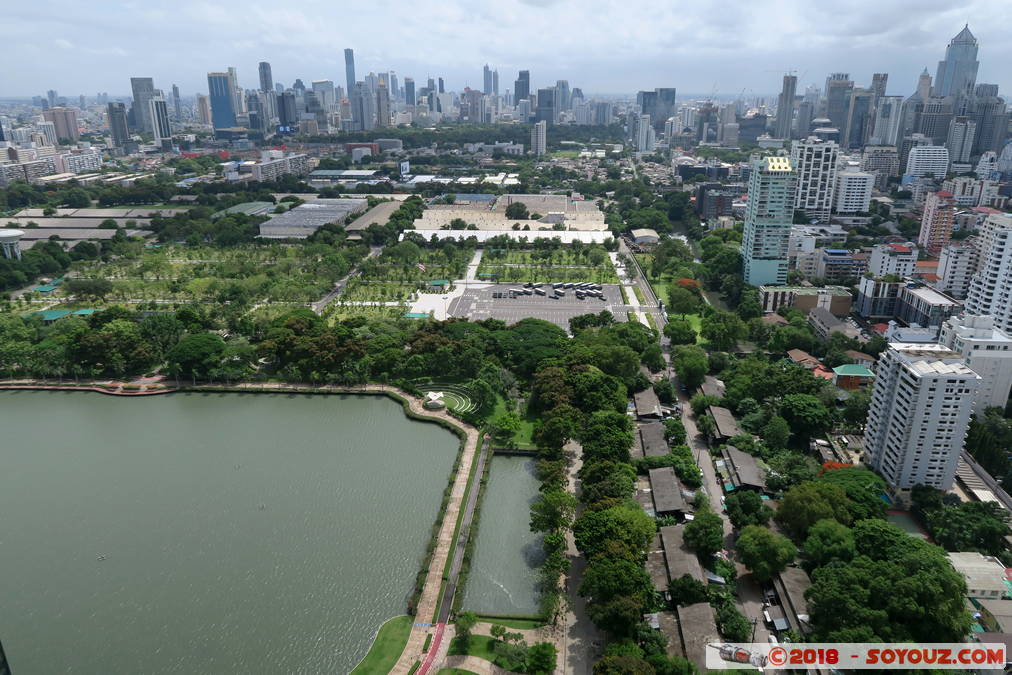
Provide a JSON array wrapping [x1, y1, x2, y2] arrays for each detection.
[[736, 525, 797, 582], [775, 481, 852, 539], [593, 654, 655, 674], [683, 509, 724, 557], [700, 311, 746, 351], [725, 490, 773, 529], [166, 333, 225, 379], [530, 489, 579, 533], [672, 345, 708, 390], [587, 595, 650, 637], [664, 319, 697, 345], [926, 501, 1011, 555], [505, 202, 530, 219], [65, 278, 113, 300], [455, 610, 477, 644], [803, 518, 855, 568], [641, 343, 665, 373], [818, 467, 887, 521], [842, 388, 872, 428], [761, 415, 791, 450], [491, 410, 522, 443], [574, 503, 656, 561], [526, 642, 558, 674], [779, 393, 836, 440], [667, 287, 699, 317], [580, 558, 655, 606], [668, 574, 708, 607]]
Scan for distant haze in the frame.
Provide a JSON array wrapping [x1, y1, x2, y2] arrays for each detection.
[[6, 0, 1012, 98]]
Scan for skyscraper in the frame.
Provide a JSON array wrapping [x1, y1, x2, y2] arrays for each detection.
[[515, 70, 530, 106], [790, 137, 839, 223], [918, 190, 957, 255], [824, 73, 853, 132], [344, 49, 356, 98], [312, 80, 336, 111], [535, 87, 556, 124], [864, 342, 979, 492], [106, 102, 130, 147], [741, 156, 797, 286], [438, 77, 444, 94], [843, 88, 875, 148], [483, 65, 493, 95], [207, 72, 237, 129], [946, 116, 977, 163], [376, 85, 390, 127], [129, 77, 155, 132], [869, 96, 904, 145], [934, 25, 979, 100], [259, 61, 273, 93], [196, 94, 211, 125], [404, 78, 415, 106], [531, 120, 547, 156], [870, 73, 889, 100], [149, 97, 171, 147], [227, 67, 244, 116], [555, 80, 570, 112], [171, 84, 181, 120], [351, 82, 375, 131], [774, 74, 797, 139], [492, 70, 499, 97]]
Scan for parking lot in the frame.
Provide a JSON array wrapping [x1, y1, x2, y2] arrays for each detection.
[[449, 283, 634, 330]]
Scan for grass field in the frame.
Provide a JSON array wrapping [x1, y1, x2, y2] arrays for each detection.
[[490, 396, 536, 449], [448, 635, 498, 661], [475, 264, 618, 284], [341, 279, 418, 303], [437, 669, 479, 675], [350, 615, 413, 675]]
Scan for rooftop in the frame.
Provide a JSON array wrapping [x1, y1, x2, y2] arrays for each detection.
[[833, 364, 875, 377], [758, 285, 851, 296], [765, 156, 792, 172], [902, 284, 960, 306]]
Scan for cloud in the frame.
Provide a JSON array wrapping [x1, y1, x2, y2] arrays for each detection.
[[4, 0, 1010, 98]]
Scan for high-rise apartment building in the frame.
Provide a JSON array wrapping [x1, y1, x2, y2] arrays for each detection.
[[106, 102, 130, 147], [535, 87, 556, 124], [207, 72, 237, 130], [129, 77, 155, 132], [861, 146, 900, 189], [935, 238, 980, 300], [868, 242, 918, 278], [196, 94, 211, 125], [171, 84, 181, 120], [918, 190, 957, 255], [531, 120, 547, 156], [864, 342, 980, 491], [790, 137, 839, 223], [741, 156, 797, 286], [633, 115, 655, 152], [351, 82, 375, 131], [344, 49, 356, 98], [774, 74, 797, 139], [905, 145, 950, 178], [934, 25, 979, 100], [966, 213, 1012, 335], [42, 107, 79, 142], [939, 315, 1012, 411], [834, 170, 874, 213], [258, 61, 273, 93], [483, 64, 494, 95]]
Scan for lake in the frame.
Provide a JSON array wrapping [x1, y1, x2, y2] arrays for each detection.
[[0, 390, 459, 674], [462, 456, 543, 616]]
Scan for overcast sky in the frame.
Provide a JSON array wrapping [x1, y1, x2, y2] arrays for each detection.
[[7, 0, 1012, 99]]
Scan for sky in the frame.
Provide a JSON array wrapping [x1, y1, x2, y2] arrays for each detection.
[[7, 0, 1012, 99]]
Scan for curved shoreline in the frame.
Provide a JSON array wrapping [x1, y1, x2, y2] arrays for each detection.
[[0, 380, 483, 675]]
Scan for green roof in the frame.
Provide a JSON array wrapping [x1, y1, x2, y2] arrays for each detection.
[[33, 285, 59, 292], [73, 308, 98, 316], [426, 280, 449, 286], [25, 309, 72, 322], [404, 312, 430, 319], [833, 364, 875, 377]]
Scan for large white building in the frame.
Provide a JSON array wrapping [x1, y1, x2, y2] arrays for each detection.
[[939, 314, 1012, 411], [935, 238, 980, 300], [531, 120, 547, 156], [834, 170, 874, 213], [966, 213, 1012, 335], [790, 137, 838, 223], [741, 156, 797, 286], [864, 343, 980, 491], [905, 145, 950, 179], [868, 242, 918, 278]]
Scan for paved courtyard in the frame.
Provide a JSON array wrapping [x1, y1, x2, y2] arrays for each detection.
[[448, 283, 634, 331]]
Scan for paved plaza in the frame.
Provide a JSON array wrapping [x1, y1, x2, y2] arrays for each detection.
[[448, 283, 634, 331]]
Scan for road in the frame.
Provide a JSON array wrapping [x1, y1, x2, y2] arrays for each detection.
[[311, 245, 382, 314]]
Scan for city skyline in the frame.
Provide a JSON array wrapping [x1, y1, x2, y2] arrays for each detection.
[[6, 0, 1012, 98]]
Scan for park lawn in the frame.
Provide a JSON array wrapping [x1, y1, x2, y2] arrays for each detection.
[[350, 615, 413, 675], [668, 312, 706, 346], [437, 670, 479, 675], [491, 396, 536, 449], [551, 150, 581, 158], [448, 635, 498, 662]]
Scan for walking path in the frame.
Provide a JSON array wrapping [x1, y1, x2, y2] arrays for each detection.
[[311, 245, 382, 314]]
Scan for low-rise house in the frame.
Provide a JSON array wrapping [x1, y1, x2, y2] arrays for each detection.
[[948, 553, 1009, 599], [832, 363, 875, 390]]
